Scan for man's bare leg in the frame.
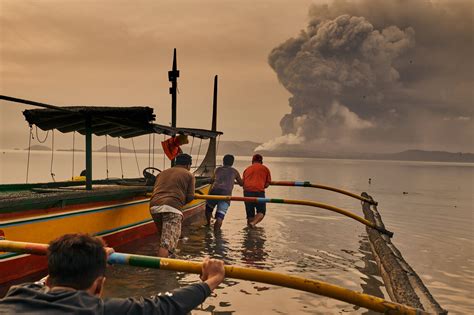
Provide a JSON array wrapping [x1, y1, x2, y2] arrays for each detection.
[[157, 247, 169, 257], [205, 210, 212, 226], [250, 213, 264, 227], [214, 218, 223, 231]]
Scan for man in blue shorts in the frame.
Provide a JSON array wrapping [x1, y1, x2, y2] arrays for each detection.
[[206, 154, 243, 230]]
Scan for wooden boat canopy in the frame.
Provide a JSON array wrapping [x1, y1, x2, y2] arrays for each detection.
[[175, 127, 222, 139], [22, 105, 222, 139]]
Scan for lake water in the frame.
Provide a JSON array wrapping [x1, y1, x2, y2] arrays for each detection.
[[1, 150, 473, 314]]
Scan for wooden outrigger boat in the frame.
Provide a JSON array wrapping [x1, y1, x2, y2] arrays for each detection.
[[0, 50, 222, 284]]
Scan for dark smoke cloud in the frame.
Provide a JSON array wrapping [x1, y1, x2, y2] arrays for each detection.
[[260, 0, 473, 153]]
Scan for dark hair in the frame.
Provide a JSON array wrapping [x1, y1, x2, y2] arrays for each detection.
[[252, 154, 263, 163], [223, 154, 234, 166], [175, 153, 192, 166], [47, 234, 107, 290]]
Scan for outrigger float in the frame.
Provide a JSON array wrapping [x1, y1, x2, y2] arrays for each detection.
[[193, 186, 447, 313], [0, 54, 446, 314], [0, 50, 222, 283]]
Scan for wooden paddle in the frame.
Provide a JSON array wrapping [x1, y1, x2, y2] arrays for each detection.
[[0, 239, 423, 314]]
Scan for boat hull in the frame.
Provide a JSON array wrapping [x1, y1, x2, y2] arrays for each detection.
[[0, 185, 209, 284]]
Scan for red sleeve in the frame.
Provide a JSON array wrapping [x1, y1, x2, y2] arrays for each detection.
[[264, 166, 271, 188]]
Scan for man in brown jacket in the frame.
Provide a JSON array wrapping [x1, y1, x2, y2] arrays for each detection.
[[149, 154, 195, 257]]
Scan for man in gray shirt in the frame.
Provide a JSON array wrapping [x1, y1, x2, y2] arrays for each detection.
[[0, 233, 225, 315], [206, 154, 243, 230]]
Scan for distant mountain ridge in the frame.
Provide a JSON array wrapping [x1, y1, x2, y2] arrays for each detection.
[[217, 141, 261, 156], [380, 150, 474, 162], [21, 145, 51, 151], [19, 142, 474, 163], [256, 147, 474, 163]]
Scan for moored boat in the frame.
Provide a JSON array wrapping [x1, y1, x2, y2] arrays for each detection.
[[0, 50, 222, 283]]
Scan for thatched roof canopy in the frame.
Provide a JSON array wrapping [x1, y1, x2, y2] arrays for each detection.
[[23, 106, 222, 139]]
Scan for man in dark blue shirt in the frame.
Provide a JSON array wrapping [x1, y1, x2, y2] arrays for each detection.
[[0, 233, 225, 314]]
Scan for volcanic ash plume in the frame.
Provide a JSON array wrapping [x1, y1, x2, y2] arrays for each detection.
[[262, 0, 474, 153], [265, 14, 414, 151]]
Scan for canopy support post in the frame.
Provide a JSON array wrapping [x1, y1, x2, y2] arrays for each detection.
[[85, 116, 92, 190]]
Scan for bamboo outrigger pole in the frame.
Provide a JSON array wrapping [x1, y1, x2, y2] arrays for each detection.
[[270, 181, 377, 205], [0, 240, 424, 315], [194, 194, 393, 237]]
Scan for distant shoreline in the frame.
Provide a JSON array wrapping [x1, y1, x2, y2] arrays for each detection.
[[3, 142, 473, 164]]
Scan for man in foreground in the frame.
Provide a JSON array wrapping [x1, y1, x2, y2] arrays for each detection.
[[243, 154, 272, 227], [149, 153, 195, 257], [0, 233, 225, 314], [205, 154, 243, 230]]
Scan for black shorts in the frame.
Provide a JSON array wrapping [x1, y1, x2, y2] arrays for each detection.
[[244, 191, 266, 219]]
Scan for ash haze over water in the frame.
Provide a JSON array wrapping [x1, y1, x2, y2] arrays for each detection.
[[258, 0, 474, 153]]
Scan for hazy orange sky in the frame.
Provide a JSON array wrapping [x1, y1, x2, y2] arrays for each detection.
[[1, 0, 472, 153], [1, 0, 313, 148]]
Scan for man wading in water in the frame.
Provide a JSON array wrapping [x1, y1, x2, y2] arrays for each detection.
[[243, 154, 272, 227], [0, 233, 225, 314], [205, 154, 243, 231], [149, 153, 194, 257]]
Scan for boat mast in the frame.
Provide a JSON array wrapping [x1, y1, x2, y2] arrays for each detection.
[[168, 49, 179, 167], [168, 48, 179, 128], [212, 75, 218, 132]]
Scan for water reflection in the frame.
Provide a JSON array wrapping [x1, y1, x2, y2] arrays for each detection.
[[205, 229, 230, 261], [240, 226, 269, 269]]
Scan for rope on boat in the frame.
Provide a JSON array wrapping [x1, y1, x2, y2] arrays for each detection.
[[35, 125, 49, 143], [25, 126, 33, 183], [105, 135, 109, 179], [49, 130, 55, 182], [118, 137, 124, 178], [194, 194, 393, 237], [194, 138, 203, 168], [270, 181, 377, 205], [189, 136, 195, 156], [216, 135, 221, 156], [0, 240, 424, 315], [131, 138, 140, 177], [148, 134, 151, 168], [71, 132, 75, 179]]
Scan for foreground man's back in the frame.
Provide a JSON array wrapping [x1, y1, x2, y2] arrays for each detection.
[[1, 280, 211, 314], [0, 233, 224, 315]]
